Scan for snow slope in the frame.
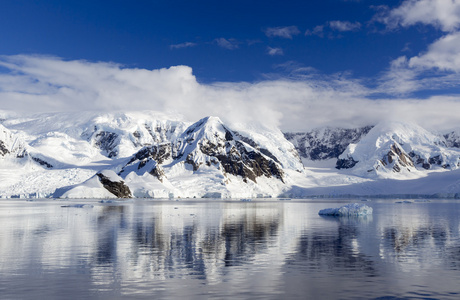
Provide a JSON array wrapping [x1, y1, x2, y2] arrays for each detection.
[[336, 121, 460, 179]]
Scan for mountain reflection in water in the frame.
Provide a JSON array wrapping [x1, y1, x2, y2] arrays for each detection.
[[0, 199, 460, 299]]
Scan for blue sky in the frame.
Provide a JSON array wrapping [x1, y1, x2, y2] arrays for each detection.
[[1, 0, 460, 131]]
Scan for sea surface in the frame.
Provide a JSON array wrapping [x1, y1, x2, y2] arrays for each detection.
[[1, 198, 460, 299]]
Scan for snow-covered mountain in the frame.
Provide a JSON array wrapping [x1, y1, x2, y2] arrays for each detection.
[[284, 126, 372, 163], [116, 116, 304, 198], [336, 121, 460, 179], [0, 124, 26, 158], [1, 111, 460, 198]]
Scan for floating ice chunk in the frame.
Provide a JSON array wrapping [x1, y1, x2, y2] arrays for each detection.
[[318, 203, 373, 216]]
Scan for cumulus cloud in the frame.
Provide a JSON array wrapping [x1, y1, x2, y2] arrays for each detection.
[[1, 55, 460, 132], [329, 20, 361, 32], [305, 21, 361, 38], [170, 42, 197, 49], [267, 47, 284, 56], [214, 38, 239, 50], [408, 31, 460, 71], [305, 25, 324, 37], [264, 26, 301, 39], [374, 0, 460, 32]]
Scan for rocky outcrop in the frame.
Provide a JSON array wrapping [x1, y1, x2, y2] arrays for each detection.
[[334, 121, 460, 177], [119, 143, 171, 182], [379, 143, 414, 173], [336, 156, 358, 169], [173, 116, 285, 183], [409, 152, 451, 170], [96, 172, 132, 198], [83, 128, 120, 158], [0, 140, 9, 156], [285, 126, 373, 161]]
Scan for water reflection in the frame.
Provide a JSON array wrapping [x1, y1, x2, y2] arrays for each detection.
[[0, 200, 460, 299], [287, 216, 376, 277]]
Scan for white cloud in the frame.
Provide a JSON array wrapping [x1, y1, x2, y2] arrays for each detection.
[[264, 26, 301, 39], [305, 25, 324, 37], [408, 31, 460, 71], [375, 0, 460, 32], [329, 21, 361, 32], [170, 42, 197, 49], [267, 47, 284, 56], [1, 55, 460, 132], [214, 38, 239, 50], [305, 21, 361, 38]]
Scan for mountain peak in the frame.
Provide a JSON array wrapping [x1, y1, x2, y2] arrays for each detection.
[[336, 120, 460, 178]]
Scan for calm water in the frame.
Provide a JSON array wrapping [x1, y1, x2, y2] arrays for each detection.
[[1, 198, 460, 299]]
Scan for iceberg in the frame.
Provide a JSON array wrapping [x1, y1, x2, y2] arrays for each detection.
[[318, 203, 373, 216]]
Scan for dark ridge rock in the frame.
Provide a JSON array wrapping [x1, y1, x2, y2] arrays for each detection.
[[380, 144, 414, 172], [336, 157, 358, 169], [259, 148, 281, 164], [225, 129, 234, 141], [31, 156, 53, 168], [184, 117, 207, 135], [128, 143, 171, 165], [429, 155, 450, 169], [132, 130, 141, 139], [233, 132, 259, 149], [149, 166, 166, 182], [285, 126, 373, 161], [94, 131, 119, 157], [409, 152, 451, 170], [185, 153, 201, 171], [409, 152, 431, 170], [0, 140, 9, 156], [96, 173, 132, 198], [120, 143, 171, 182], [174, 117, 286, 183], [213, 141, 284, 183], [444, 132, 460, 148]]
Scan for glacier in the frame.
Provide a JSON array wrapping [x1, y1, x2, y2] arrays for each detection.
[[1, 111, 460, 199]]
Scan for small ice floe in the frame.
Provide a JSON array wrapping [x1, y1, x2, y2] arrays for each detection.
[[100, 199, 115, 203], [318, 203, 373, 217], [395, 200, 412, 204], [99, 199, 134, 204], [361, 199, 371, 202], [61, 204, 94, 208], [240, 198, 252, 202]]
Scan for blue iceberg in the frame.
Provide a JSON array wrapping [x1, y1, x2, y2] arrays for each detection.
[[318, 203, 373, 217]]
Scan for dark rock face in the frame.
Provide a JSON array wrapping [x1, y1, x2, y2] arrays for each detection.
[[31, 156, 53, 168], [444, 132, 460, 148], [129, 143, 171, 165], [119, 143, 170, 182], [409, 152, 431, 170], [83, 127, 120, 158], [285, 126, 373, 161], [380, 144, 414, 172], [213, 140, 285, 183], [118, 117, 289, 184], [94, 131, 119, 158], [0, 140, 9, 156], [336, 156, 358, 169], [96, 172, 132, 198], [409, 152, 450, 170], [175, 117, 285, 183]]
